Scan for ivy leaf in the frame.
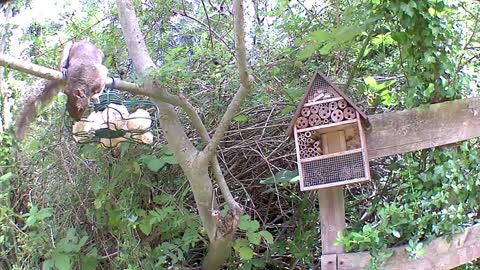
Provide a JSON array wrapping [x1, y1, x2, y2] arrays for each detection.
[[259, 230, 274, 244]]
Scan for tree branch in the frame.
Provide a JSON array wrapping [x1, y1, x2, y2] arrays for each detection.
[[0, 53, 143, 95], [201, 0, 252, 161]]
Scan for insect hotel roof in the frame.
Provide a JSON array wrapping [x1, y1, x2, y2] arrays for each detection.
[[288, 71, 370, 190], [287, 71, 368, 139]]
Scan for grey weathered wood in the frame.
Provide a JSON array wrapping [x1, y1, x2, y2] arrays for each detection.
[[337, 223, 480, 270], [319, 131, 346, 257], [319, 187, 345, 255], [367, 97, 480, 159], [321, 254, 338, 270]]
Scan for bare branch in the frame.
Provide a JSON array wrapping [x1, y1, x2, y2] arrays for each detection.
[[172, 9, 232, 50], [201, 0, 252, 161], [200, 0, 214, 49], [0, 53, 145, 94]]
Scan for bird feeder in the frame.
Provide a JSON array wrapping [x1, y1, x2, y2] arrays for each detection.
[[69, 91, 159, 148], [287, 71, 370, 191]]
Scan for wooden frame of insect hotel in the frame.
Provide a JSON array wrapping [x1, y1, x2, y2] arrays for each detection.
[[288, 71, 371, 190]]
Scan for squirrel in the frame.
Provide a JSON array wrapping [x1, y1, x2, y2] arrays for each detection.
[[15, 40, 108, 140]]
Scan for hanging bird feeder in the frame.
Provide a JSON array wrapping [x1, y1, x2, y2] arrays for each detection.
[[69, 90, 159, 148]]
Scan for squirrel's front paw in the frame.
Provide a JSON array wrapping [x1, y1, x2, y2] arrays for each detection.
[[62, 69, 68, 79]]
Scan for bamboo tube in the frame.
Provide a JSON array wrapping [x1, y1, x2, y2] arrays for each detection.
[[319, 107, 331, 120], [308, 114, 322, 127], [296, 116, 309, 129], [343, 107, 356, 120], [331, 109, 344, 122], [328, 101, 338, 111], [338, 99, 347, 109], [301, 107, 311, 117]]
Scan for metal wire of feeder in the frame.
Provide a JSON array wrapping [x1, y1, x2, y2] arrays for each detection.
[[68, 90, 160, 148]]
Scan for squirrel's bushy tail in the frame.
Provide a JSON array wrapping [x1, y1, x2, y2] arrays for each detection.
[[15, 80, 62, 140]]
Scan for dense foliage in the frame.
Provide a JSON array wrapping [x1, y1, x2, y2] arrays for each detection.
[[0, 0, 479, 269]]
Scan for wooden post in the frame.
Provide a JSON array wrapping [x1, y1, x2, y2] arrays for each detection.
[[319, 187, 345, 254], [319, 130, 347, 269]]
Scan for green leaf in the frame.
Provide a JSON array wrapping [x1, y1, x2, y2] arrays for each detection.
[[131, 161, 141, 175], [234, 115, 249, 123], [0, 172, 13, 183], [161, 145, 174, 156], [233, 238, 250, 250], [146, 158, 165, 173], [319, 42, 334, 55], [285, 87, 304, 99], [53, 253, 71, 270], [392, 229, 401, 238], [238, 246, 254, 260], [42, 259, 55, 270], [36, 208, 53, 221], [248, 220, 260, 232], [280, 105, 296, 116], [260, 170, 298, 185], [246, 231, 261, 245], [162, 154, 178, 165], [310, 29, 330, 42], [80, 255, 98, 270], [297, 44, 316, 59], [138, 219, 153, 235], [364, 76, 377, 87], [239, 217, 260, 232], [78, 236, 89, 249], [334, 26, 361, 44], [259, 230, 274, 244]]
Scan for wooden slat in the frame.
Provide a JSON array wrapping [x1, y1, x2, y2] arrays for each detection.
[[321, 254, 338, 270], [367, 97, 480, 159], [301, 178, 368, 191], [294, 127, 307, 191], [304, 97, 344, 107], [300, 148, 362, 162], [296, 119, 357, 134], [357, 113, 371, 181], [338, 223, 480, 270]]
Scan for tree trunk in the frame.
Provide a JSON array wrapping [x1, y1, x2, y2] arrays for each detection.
[[0, 2, 13, 132]]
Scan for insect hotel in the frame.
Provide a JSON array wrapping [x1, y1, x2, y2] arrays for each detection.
[[288, 71, 371, 190]]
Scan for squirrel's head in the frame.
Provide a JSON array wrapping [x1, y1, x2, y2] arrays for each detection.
[[66, 89, 89, 121]]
